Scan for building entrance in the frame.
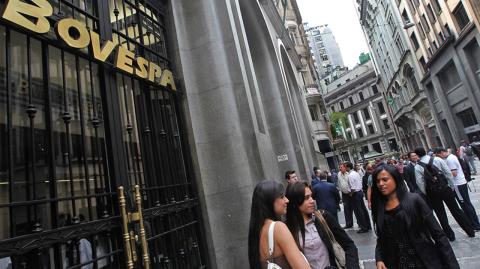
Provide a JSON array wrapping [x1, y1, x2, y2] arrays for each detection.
[[0, 0, 207, 268]]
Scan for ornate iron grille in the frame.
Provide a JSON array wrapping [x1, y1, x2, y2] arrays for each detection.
[[0, 0, 208, 268]]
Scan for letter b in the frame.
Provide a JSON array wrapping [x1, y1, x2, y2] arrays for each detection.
[[1, 0, 53, 34]]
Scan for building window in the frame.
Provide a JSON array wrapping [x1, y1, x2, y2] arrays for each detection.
[[419, 57, 427, 72], [396, 37, 405, 54], [353, 113, 360, 124], [372, 142, 382, 153], [346, 132, 353, 141], [378, 102, 386, 114], [453, 3, 471, 31], [361, 145, 369, 154], [426, 82, 438, 102], [331, 105, 335, 112], [426, 4, 436, 22], [410, 32, 420, 50], [309, 105, 319, 120], [372, 85, 379, 94], [383, 119, 390, 130], [407, 0, 417, 14], [368, 124, 375, 134], [359, 91, 364, 101], [421, 14, 431, 33], [357, 128, 364, 138], [340, 101, 345, 110], [438, 61, 461, 91], [349, 96, 354, 106], [363, 108, 371, 120], [464, 39, 480, 72], [402, 10, 410, 24], [432, 0, 442, 14], [444, 23, 452, 37], [439, 31, 445, 42], [457, 108, 478, 128]]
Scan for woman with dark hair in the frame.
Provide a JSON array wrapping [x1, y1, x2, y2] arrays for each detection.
[[248, 180, 311, 269], [286, 182, 359, 269], [371, 165, 459, 269]]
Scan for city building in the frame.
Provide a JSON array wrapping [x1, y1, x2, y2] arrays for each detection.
[[305, 24, 346, 78], [399, 0, 480, 147], [324, 61, 397, 164], [356, 0, 437, 153], [0, 0, 318, 268], [276, 0, 331, 169]]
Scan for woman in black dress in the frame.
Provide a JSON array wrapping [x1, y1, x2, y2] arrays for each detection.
[[371, 165, 459, 269]]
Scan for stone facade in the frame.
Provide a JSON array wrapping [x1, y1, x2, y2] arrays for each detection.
[[324, 61, 397, 163], [170, 0, 318, 267], [356, 0, 436, 153]]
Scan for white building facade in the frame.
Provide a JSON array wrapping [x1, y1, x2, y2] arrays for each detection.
[[324, 61, 397, 163], [305, 24, 346, 78]]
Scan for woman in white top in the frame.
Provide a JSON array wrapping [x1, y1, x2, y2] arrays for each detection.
[[248, 180, 311, 269]]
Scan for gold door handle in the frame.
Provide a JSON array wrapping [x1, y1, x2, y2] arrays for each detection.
[[118, 186, 134, 269], [134, 185, 150, 269], [130, 230, 138, 262]]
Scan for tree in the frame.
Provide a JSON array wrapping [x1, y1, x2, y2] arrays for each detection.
[[329, 112, 349, 139], [359, 52, 371, 64]]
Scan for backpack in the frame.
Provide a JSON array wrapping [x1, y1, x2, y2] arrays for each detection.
[[458, 157, 473, 182], [418, 157, 450, 194], [464, 145, 474, 156]]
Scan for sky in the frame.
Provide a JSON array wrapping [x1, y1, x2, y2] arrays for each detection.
[[296, 0, 370, 69]]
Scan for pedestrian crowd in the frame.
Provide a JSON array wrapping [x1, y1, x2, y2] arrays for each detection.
[[248, 138, 480, 269]]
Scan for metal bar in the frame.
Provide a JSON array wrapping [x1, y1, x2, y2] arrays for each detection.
[[27, 36, 41, 232], [5, 27, 15, 238], [131, 80, 144, 187], [158, 90, 177, 199], [147, 221, 198, 242], [75, 55, 93, 221], [88, 61, 100, 210], [0, 191, 116, 208], [59, 0, 99, 20], [64, 249, 123, 269], [43, 42, 62, 268], [61, 51, 78, 219]]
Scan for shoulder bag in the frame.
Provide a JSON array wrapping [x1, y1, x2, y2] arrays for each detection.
[[315, 211, 346, 269]]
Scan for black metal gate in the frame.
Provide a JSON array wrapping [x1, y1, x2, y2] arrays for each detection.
[[0, 0, 208, 268]]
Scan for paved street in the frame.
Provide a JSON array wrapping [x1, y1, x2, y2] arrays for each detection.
[[339, 161, 480, 269]]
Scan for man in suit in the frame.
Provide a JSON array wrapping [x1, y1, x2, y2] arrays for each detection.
[[403, 152, 420, 193], [312, 170, 341, 222]]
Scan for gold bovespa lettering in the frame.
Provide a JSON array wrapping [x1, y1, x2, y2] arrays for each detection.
[[159, 70, 177, 91], [115, 46, 135, 74], [1, 0, 177, 91], [90, 31, 117, 62], [1, 0, 53, 34], [55, 18, 91, 48], [148, 62, 162, 83], [135, 57, 149, 79]]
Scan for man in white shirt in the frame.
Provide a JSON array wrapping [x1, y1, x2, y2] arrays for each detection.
[[415, 147, 475, 241], [345, 162, 370, 233], [438, 148, 480, 231], [337, 163, 353, 229]]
